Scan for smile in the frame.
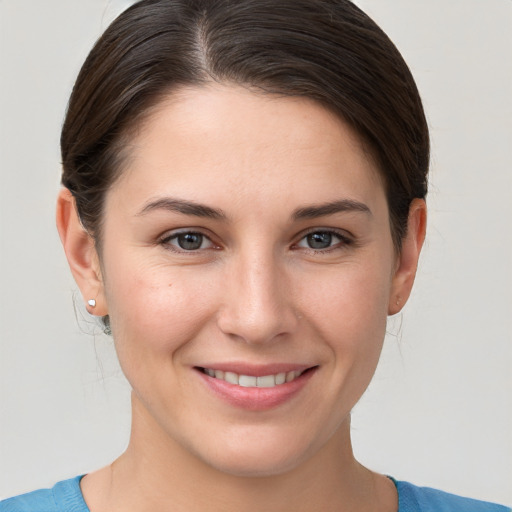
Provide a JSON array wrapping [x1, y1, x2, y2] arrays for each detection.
[[199, 368, 305, 388], [196, 365, 318, 410]]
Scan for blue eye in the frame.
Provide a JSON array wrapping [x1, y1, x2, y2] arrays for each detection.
[[164, 232, 214, 251], [297, 231, 346, 250]]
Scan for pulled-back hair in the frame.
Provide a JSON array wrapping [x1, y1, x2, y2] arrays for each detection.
[[61, 0, 429, 250]]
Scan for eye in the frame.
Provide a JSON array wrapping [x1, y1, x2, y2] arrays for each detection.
[[296, 230, 348, 250], [162, 231, 214, 251]]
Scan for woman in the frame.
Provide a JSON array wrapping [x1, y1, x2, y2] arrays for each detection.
[[1, 1, 509, 511]]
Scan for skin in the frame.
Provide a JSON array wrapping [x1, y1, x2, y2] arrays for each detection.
[[57, 84, 426, 512]]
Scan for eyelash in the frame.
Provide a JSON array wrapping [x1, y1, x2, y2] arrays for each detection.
[[293, 229, 353, 253], [159, 228, 353, 255], [159, 230, 217, 252]]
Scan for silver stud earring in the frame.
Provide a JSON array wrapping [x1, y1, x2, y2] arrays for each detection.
[[88, 299, 96, 308]]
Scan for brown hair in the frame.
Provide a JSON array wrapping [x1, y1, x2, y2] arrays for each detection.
[[61, 0, 429, 250]]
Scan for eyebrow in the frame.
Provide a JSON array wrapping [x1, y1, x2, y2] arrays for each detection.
[[137, 197, 371, 221], [137, 197, 227, 220], [292, 199, 372, 220]]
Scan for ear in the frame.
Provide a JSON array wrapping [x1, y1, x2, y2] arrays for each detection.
[[388, 198, 427, 315], [56, 188, 108, 317]]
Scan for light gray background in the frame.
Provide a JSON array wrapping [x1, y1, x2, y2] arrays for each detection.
[[1, 0, 511, 504]]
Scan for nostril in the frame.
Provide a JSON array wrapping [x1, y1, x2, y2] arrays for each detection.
[[216, 304, 300, 345]]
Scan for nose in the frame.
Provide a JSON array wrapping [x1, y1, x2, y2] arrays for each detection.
[[216, 250, 299, 345]]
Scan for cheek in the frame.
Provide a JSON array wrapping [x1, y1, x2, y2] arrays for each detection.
[[301, 259, 392, 400], [321, 266, 392, 397], [303, 260, 392, 340], [104, 259, 220, 357]]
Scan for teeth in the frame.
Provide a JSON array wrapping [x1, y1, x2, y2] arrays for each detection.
[[203, 368, 304, 387], [257, 375, 275, 388], [275, 372, 286, 385], [239, 375, 257, 387], [286, 371, 297, 383], [224, 371, 239, 385]]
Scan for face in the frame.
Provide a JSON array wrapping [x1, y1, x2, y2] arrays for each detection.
[[76, 85, 417, 477]]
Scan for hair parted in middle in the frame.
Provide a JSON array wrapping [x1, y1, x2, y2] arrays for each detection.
[[61, 0, 429, 251]]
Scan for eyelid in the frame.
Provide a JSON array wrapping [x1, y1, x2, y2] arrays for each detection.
[[158, 228, 219, 252], [156, 227, 354, 253], [293, 228, 354, 251]]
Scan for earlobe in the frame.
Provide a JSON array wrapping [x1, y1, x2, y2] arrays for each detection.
[[388, 198, 427, 315], [56, 188, 108, 316]]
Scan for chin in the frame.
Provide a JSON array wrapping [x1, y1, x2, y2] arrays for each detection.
[[188, 426, 321, 478], [205, 449, 305, 478]]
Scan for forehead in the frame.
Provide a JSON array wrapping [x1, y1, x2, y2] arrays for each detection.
[[112, 84, 385, 212]]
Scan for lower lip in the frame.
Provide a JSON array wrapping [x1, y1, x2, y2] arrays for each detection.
[[196, 368, 317, 411]]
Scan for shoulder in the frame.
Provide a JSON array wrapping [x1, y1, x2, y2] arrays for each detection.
[[395, 480, 511, 512], [0, 476, 88, 512]]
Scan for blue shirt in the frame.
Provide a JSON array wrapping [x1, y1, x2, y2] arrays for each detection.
[[1, 476, 510, 511]]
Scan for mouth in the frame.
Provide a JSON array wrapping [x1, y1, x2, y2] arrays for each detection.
[[195, 365, 317, 387], [195, 365, 318, 410], [198, 367, 311, 387]]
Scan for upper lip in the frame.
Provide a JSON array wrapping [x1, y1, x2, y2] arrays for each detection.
[[194, 363, 316, 377]]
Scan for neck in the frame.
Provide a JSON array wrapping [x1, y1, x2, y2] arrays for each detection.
[[82, 393, 394, 512]]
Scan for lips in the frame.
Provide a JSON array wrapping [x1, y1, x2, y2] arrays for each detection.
[[199, 368, 305, 388], [195, 364, 318, 410]]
